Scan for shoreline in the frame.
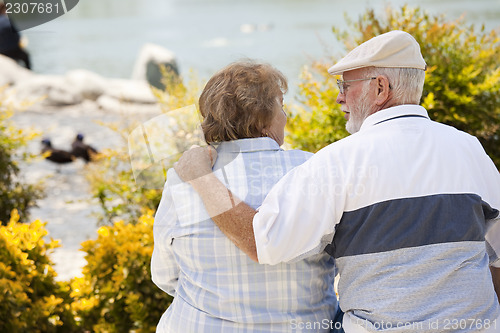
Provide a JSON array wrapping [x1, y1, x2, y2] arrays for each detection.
[[11, 93, 163, 282]]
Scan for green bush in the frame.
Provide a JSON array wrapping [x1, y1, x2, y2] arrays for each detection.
[[71, 212, 173, 333], [0, 89, 44, 225], [0, 211, 78, 332], [287, 5, 500, 170]]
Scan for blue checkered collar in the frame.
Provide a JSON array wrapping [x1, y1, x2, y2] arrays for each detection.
[[213, 137, 282, 154]]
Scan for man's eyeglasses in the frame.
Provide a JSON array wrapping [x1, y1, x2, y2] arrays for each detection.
[[336, 77, 376, 95]]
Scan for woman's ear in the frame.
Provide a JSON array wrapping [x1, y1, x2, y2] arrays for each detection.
[[374, 75, 391, 106]]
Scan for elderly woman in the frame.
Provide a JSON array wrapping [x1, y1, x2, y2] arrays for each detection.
[[151, 60, 339, 332]]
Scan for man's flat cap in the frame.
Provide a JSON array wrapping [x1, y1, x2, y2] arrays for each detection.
[[328, 30, 426, 76]]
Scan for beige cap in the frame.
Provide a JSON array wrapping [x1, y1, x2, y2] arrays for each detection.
[[327, 30, 426, 76]]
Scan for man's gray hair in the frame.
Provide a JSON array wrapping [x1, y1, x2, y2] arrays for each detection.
[[364, 67, 425, 105]]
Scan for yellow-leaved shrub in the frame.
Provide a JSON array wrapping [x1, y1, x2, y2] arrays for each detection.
[[0, 88, 44, 225], [71, 212, 173, 332], [0, 210, 77, 332]]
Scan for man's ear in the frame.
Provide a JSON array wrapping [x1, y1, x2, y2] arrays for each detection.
[[374, 75, 391, 106]]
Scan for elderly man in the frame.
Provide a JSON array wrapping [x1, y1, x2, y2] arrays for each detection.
[[174, 31, 500, 332]]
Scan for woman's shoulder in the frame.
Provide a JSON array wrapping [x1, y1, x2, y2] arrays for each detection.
[[282, 148, 314, 157], [165, 167, 183, 186], [279, 148, 314, 163]]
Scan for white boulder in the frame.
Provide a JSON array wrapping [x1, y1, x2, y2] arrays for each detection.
[[10, 74, 82, 106], [64, 69, 107, 101], [131, 43, 179, 90], [0, 54, 34, 86]]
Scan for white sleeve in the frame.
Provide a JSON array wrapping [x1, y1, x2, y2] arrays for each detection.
[[151, 179, 180, 297], [253, 152, 345, 265]]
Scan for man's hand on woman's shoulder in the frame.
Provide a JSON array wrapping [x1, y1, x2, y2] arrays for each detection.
[[174, 145, 217, 183]]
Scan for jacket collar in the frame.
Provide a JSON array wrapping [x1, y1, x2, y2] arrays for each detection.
[[214, 137, 282, 154], [359, 105, 430, 132]]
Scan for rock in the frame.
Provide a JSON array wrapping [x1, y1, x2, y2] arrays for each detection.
[[96, 94, 161, 114], [131, 43, 179, 90], [10, 74, 82, 106], [0, 54, 34, 86], [95, 94, 123, 112], [2, 44, 176, 109], [64, 69, 107, 101], [9, 72, 157, 108], [104, 78, 158, 104]]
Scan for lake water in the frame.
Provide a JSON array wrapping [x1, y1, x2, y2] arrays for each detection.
[[24, 0, 500, 88]]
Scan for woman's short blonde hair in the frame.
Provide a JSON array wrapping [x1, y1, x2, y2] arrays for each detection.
[[199, 60, 287, 143]]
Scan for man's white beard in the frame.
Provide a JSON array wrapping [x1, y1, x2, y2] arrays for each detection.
[[346, 86, 373, 134]]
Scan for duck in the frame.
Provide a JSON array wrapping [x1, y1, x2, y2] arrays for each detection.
[[71, 133, 99, 163], [41, 138, 75, 164]]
